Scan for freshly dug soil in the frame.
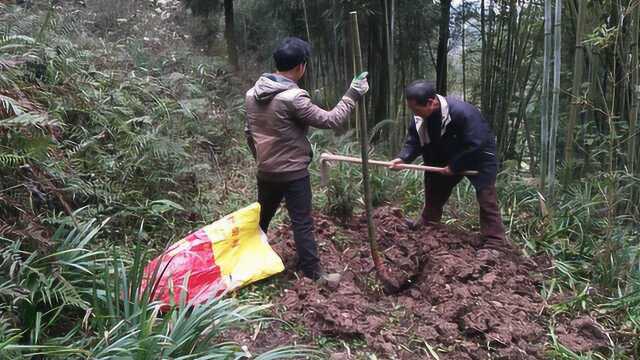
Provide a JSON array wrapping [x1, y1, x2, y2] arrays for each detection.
[[229, 207, 607, 359]]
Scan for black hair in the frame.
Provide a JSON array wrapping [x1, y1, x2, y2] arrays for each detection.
[[273, 37, 312, 71], [405, 80, 437, 106]]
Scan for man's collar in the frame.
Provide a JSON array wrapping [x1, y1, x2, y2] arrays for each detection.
[[413, 95, 451, 145], [271, 72, 297, 83], [436, 95, 451, 132]]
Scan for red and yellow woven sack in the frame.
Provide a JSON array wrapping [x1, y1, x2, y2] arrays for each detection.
[[142, 203, 284, 306]]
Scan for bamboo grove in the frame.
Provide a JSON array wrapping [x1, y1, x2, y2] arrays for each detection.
[[193, 0, 640, 214]]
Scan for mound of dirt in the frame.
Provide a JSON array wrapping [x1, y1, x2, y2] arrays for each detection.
[[230, 207, 606, 359]]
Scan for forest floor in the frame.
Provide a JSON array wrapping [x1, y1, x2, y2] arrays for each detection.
[[228, 207, 610, 359]]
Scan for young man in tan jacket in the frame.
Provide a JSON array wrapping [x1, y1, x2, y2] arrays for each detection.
[[245, 37, 369, 283]]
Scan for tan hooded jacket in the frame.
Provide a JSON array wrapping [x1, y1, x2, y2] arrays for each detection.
[[245, 73, 359, 181]]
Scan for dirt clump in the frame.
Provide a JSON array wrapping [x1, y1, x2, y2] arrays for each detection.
[[554, 316, 610, 353], [234, 207, 606, 359]]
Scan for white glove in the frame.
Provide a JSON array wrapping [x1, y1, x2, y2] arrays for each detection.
[[350, 71, 369, 96]]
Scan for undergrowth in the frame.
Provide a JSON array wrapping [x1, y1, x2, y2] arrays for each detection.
[[0, 2, 310, 358]]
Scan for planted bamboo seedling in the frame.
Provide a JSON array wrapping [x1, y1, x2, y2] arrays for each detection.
[[350, 11, 422, 294]]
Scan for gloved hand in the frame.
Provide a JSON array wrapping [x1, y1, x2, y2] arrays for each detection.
[[350, 71, 369, 96], [388, 158, 404, 171]]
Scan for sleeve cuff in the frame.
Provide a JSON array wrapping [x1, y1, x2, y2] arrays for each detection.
[[343, 87, 362, 103], [398, 151, 414, 164], [448, 160, 462, 173]]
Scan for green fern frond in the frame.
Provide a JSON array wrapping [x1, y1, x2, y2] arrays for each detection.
[[0, 35, 35, 53], [0, 153, 27, 168], [0, 113, 58, 129], [0, 72, 17, 89], [0, 94, 24, 118], [55, 15, 81, 37]]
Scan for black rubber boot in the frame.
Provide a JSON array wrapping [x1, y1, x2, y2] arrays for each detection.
[[405, 217, 424, 230]]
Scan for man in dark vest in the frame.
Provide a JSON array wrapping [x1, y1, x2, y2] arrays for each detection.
[[389, 80, 509, 250]]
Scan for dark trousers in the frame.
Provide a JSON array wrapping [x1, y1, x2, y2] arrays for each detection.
[[422, 173, 506, 243], [257, 176, 320, 278]]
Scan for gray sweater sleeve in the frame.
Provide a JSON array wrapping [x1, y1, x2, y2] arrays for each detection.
[[289, 89, 359, 129]]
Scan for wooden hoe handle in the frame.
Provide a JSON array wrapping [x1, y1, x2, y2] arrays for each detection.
[[319, 152, 479, 186]]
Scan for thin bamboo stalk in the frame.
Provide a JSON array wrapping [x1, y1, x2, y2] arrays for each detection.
[[437, 0, 451, 95], [548, 0, 562, 197], [462, 0, 467, 101], [302, 0, 311, 45], [630, 5, 639, 180], [564, 0, 586, 168], [383, 0, 396, 151], [629, 4, 639, 209], [350, 10, 381, 273], [351, 37, 359, 140], [301, 0, 314, 91], [480, 0, 486, 110], [540, 0, 552, 191]]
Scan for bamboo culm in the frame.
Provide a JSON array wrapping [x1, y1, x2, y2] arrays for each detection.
[[548, 0, 562, 197], [564, 0, 586, 168], [349, 11, 381, 270], [540, 0, 552, 192]]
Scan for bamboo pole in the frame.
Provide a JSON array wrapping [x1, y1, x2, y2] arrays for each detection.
[[480, 0, 486, 110], [383, 0, 396, 151], [301, 0, 314, 91], [564, 0, 586, 169], [548, 0, 562, 197], [436, 0, 452, 95], [462, 0, 467, 102], [540, 0, 552, 192], [351, 33, 359, 140], [350, 11, 382, 274], [630, 5, 640, 208], [630, 6, 639, 178]]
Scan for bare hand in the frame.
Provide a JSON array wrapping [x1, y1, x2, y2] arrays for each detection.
[[389, 158, 404, 171], [440, 166, 454, 176]]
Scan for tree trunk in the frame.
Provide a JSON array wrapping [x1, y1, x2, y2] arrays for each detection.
[[436, 0, 452, 94], [548, 0, 562, 197], [563, 0, 586, 168], [224, 0, 238, 70], [540, 0, 552, 192], [301, 0, 314, 90], [630, 4, 640, 206], [383, 0, 393, 123], [461, 0, 466, 101], [480, 0, 486, 110], [368, 8, 388, 126]]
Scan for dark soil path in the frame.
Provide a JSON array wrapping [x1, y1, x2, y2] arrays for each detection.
[[229, 207, 607, 359]]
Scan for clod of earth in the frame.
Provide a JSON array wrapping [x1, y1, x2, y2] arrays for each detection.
[[229, 207, 607, 359]]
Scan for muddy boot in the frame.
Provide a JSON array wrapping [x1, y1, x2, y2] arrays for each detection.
[[405, 217, 424, 230], [304, 265, 341, 289], [484, 237, 513, 251], [315, 272, 341, 289]]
